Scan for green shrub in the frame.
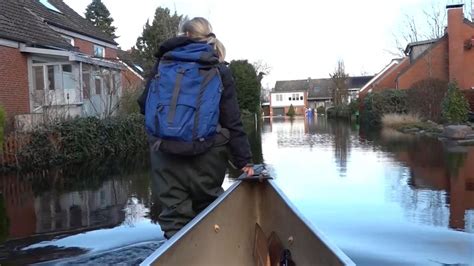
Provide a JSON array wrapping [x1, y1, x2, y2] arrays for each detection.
[[360, 89, 408, 126], [327, 105, 353, 119], [316, 106, 325, 114], [441, 82, 470, 124], [348, 100, 359, 115], [16, 114, 147, 170], [119, 88, 143, 115], [286, 104, 296, 117]]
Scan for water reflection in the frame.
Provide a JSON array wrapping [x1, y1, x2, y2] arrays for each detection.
[[263, 117, 474, 265], [1, 117, 473, 265], [0, 157, 162, 264], [373, 128, 474, 232], [0, 116, 265, 264]]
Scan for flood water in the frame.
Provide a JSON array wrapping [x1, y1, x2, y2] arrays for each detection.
[[1, 117, 473, 265]]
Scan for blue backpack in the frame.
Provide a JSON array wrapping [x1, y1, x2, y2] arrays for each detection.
[[145, 42, 223, 156]]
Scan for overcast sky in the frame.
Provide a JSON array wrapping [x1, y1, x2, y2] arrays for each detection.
[[64, 0, 470, 88]]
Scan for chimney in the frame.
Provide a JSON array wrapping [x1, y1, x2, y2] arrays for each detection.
[[447, 4, 465, 87]]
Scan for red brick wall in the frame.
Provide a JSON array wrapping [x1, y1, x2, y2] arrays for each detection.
[[460, 23, 474, 90], [448, 7, 464, 87], [462, 90, 474, 111], [121, 68, 144, 91], [105, 47, 117, 59], [74, 38, 118, 59], [0, 46, 30, 118], [397, 38, 449, 89], [447, 7, 474, 90], [380, 59, 410, 90], [359, 58, 410, 100], [74, 38, 94, 55]]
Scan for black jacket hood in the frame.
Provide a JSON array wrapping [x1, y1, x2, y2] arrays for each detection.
[[154, 37, 196, 58]]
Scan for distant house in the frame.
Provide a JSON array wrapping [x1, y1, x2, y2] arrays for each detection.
[[0, 0, 143, 129], [117, 49, 145, 91], [359, 4, 474, 107], [270, 76, 373, 116], [271, 79, 308, 116]]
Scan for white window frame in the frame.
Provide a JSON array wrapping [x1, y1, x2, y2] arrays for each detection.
[[31, 62, 79, 105], [62, 35, 74, 46], [93, 45, 105, 58]]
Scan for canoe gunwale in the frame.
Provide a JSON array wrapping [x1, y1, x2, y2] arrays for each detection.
[[139, 180, 242, 266], [140, 178, 355, 266]]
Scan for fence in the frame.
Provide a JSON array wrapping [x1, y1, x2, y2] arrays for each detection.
[[0, 134, 30, 169]]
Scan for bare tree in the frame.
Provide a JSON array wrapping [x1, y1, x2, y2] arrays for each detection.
[[82, 67, 122, 119], [251, 60, 272, 104], [424, 4, 447, 41], [390, 3, 447, 57], [252, 60, 272, 82], [330, 60, 349, 106], [28, 86, 73, 130]]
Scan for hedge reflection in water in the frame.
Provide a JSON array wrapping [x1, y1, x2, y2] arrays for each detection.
[[0, 153, 153, 263], [0, 115, 264, 264], [0, 116, 472, 265]]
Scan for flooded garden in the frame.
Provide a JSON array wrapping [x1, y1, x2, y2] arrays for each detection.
[[0, 117, 473, 265]]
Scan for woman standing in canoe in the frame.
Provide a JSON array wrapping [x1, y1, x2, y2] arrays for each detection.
[[138, 17, 254, 239]]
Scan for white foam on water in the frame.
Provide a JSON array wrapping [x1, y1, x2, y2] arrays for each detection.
[[23, 215, 163, 253]]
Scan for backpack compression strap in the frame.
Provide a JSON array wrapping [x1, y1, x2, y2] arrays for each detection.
[[167, 68, 186, 124], [192, 67, 219, 140]]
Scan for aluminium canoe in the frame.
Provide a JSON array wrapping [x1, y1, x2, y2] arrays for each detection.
[[141, 177, 355, 266]]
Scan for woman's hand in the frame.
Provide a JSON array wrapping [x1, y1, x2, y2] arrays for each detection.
[[241, 165, 254, 177]]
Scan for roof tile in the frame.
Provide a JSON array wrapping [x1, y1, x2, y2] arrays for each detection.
[[0, 0, 117, 50]]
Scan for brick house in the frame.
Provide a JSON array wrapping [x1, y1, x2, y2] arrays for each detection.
[[117, 49, 145, 91], [360, 4, 474, 104], [0, 0, 143, 129], [270, 76, 373, 116]]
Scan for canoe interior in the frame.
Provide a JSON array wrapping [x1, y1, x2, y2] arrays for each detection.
[[142, 180, 354, 266]]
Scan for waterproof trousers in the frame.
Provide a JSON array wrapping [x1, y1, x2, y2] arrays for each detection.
[[150, 145, 228, 239]]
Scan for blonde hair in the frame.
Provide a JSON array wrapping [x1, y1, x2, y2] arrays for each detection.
[[181, 17, 226, 62]]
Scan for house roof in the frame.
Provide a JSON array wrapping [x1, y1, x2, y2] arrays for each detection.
[[359, 58, 407, 93], [0, 0, 117, 50], [117, 50, 144, 77], [398, 35, 448, 78], [404, 38, 439, 55], [0, 0, 72, 49], [274, 79, 315, 92], [274, 76, 373, 99], [29, 0, 117, 44], [348, 76, 374, 88]]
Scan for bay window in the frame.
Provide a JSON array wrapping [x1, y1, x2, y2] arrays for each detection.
[[31, 62, 79, 107]]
